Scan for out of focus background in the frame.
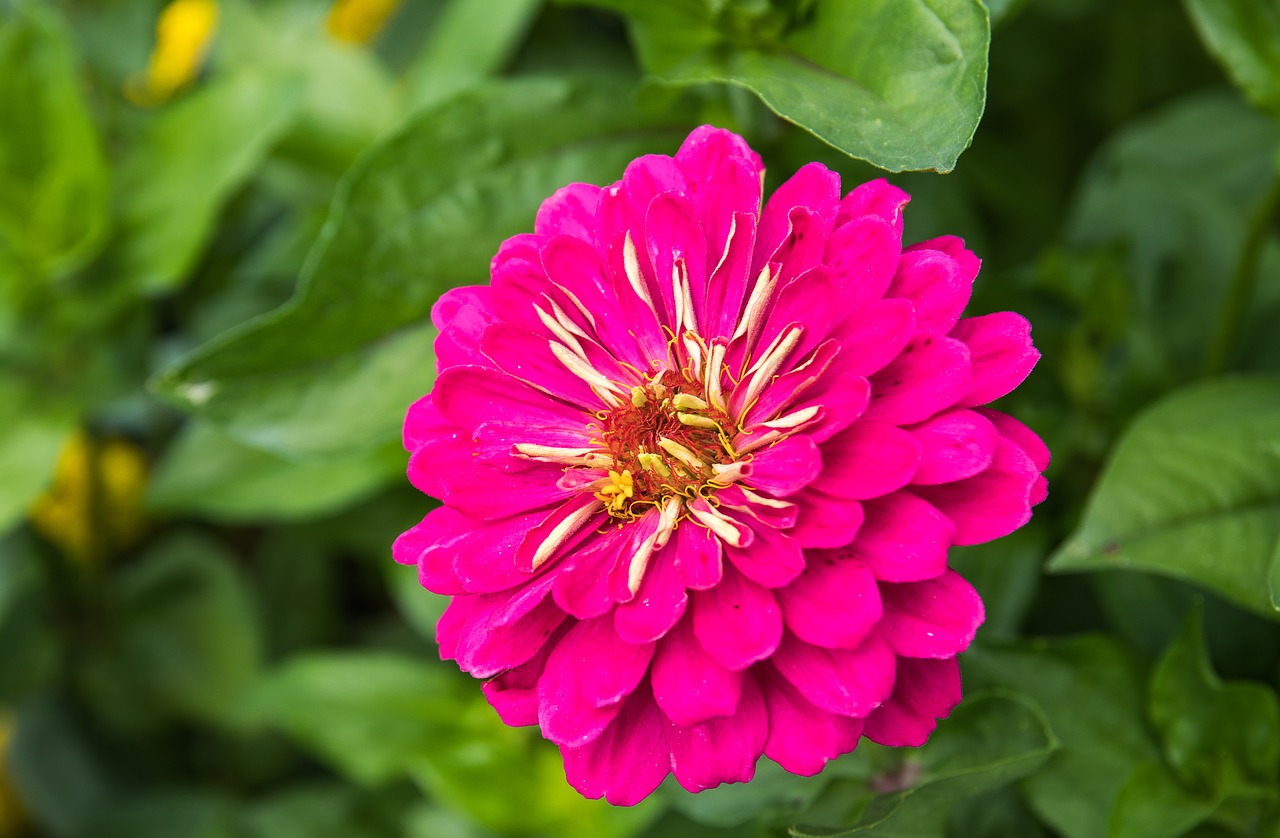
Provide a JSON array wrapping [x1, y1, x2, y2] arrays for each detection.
[[1, 0, 1279, 835]]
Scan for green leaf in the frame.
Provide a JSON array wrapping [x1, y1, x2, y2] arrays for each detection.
[[146, 420, 400, 522], [0, 374, 75, 533], [81, 533, 263, 727], [1148, 608, 1280, 795], [1184, 0, 1280, 118], [791, 693, 1057, 836], [153, 76, 697, 458], [108, 70, 303, 294], [1048, 377, 1280, 620], [581, 0, 990, 172], [0, 1, 108, 282], [1109, 761, 1219, 838], [962, 636, 1161, 838], [82, 792, 239, 838], [663, 758, 833, 828]]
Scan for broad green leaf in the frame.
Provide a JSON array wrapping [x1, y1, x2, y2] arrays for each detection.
[[1110, 761, 1219, 838], [663, 758, 833, 829], [147, 420, 400, 522], [80, 533, 263, 727], [1184, 0, 1280, 118], [1048, 377, 1280, 619], [963, 636, 1161, 838], [577, 0, 990, 172], [792, 693, 1057, 836], [1148, 609, 1280, 795], [0, 1, 108, 282], [153, 76, 697, 458], [402, 0, 543, 112], [108, 70, 303, 294], [0, 375, 76, 534]]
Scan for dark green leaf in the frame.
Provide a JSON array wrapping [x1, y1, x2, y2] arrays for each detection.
[[1048, 377, 1280, 620], [1184, 0, 1280, 118], [963, 637, 1160, 838], [153, 76, 697, 458], [791, 693, 1057, 836], [1109, 761, 1219, 838], [0, 374, 74, 532], [82, 792, 239, 838]]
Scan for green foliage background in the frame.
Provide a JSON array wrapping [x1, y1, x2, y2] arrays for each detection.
[[2, 0, 1280, 835]]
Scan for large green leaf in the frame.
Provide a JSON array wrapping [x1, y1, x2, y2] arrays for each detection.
[[153, 76, 697, 458], [0, 1, 108, 284], [1184, 0, 1280, 118], [792, 693, 1057, 836], [1048, 377, 1280, 620], [963, 636, 1161, 838], [574, 0, 990, 172]]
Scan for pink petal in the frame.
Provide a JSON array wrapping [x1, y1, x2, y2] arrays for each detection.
[[551, 528, 627, 619], [514, 494, 607, 574], [716, 484, 798, 531], [534, 182, 602, 240], [850, 492, 954, 583], [886, 249, 974, 336], [447, 586, 566, 679], [777, 553, 881, 648], [878, 570, 984, 658], [480, 322, 604, 410], [829, 297, 916, 378], [703, 211, 758, 341], [863, 657, 962, 748], [651, 616, 743, 727], [394, 507, 466, 595], [537, 615, 655, 747], [742, 434, 822, 496], [404, 393, 452, 451], [761, 672, 864, 775], [437, 459, 569, 521], [742, 340, 839, 427], [692, 566, 783, 671], [646, 191, 707, 329], [771, 631, 897, 717], [824, 215, 901, 311], [976, 408, 1050, 471], [768, 209, 829, 287], [614, 546, 689, 644], [674, 523, 724, 590], [431, 285, 494, 332], [725, 520, 806, 588], [788, 373, 872, 444], [666, 675, 768, 792], [433, 366, 586, 435], [482, 626, 564, 726], [813, 420, 922, 500], [789, 490, 864, 549], [755, 162, 841, 276], [904, 235, 980, 292], [914, 438, 1038, 545], [837, 178, 910, 233], [908, 408, 999, 485], [562, 686, 672, 806], [416, 509, 552, 594], [433, 303, 496, 370], [950, 312, 1039, 407], [865, 335, 972, 426]]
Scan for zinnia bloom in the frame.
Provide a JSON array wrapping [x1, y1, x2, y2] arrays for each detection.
[[395, 127, 1048, 805]]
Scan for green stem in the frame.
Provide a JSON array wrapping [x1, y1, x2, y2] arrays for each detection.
[[1204, 171, 1280, 376]]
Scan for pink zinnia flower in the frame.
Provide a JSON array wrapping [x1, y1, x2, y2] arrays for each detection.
[[395, 127, 1048, 805]]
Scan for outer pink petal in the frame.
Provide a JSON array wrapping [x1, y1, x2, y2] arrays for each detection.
[[824, 215, 901, 311], [755, 162, 841, 276], [410, 508, 553, 594], [904, 235, 980, 290], [850, 492, 954, 583], [562, 686, 672, 806], [977, 408, 1049, 471], [436, 460, 569, 521], [614, 545, 688, 644], [480, 322, 604, 410], [813, 421, 922, 500], [913, 438, 1038, 545], [446, 585, 566, 679], [552, 528, 627, 619], [647, 192, 707, 328], [761, 672, 864, 775], [692, 566, 783, 671], [777, 554, 881, 649], [865, 335, 973, 426], [725, 521, 806, 588], [863, 657, 962, 748], [878, 570, 984, 658], [538, 615, 655, 747], [651, 616, 743, 727], [666, 675, 768, 792], [789, 490, 864, 549], [433, 303, 496, 371], [837, 178, 910, 233], [482, 626, 564, 726], [771, 631, 897, 718], [886, 249, 974, 336], [534, 182, 602, 240], [950, 312, 1040, 407], [434, 366, 586, 434], [404, 393, 454, 451], [829, 297, 916, 378], [908, 408, 999, 485]]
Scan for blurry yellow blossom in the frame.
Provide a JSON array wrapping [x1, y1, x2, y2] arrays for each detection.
[[125, 0, 219, 106], [326, 0, 401, 45], [29, 432, 148, 564], [0, 713, 25, 837]]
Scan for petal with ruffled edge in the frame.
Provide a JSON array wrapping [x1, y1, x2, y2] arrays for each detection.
[[950, 312, 1040, 407], [562, 685, 672, 806], [761, 671, 864, 775], [914, 438, 1038, 545], [667, 675, 768, 792], [692, 566, 783, 671], [863, 657, 962, 748], [877, 570, 984, 659], [771, 631, 897, 717], [850, 492, 954, 583], [778, 553, 881, 649], [652, 616, 743, 727]]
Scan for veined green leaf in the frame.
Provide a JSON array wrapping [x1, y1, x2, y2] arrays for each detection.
[[1185, 0, 1280, 118]]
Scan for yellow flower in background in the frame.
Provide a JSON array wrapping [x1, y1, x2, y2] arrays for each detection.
[[0, 713, 26, 836], [29, 432, 148, 564], [125, 0, 219, 106], [326, 0, 401, 45]]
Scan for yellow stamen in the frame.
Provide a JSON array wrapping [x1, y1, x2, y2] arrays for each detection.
[[594, 469, 635, 513]]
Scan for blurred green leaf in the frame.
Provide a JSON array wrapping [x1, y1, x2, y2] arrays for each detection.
[[82, 533, 263, 727], [82, 792, 239, 838], [1049, 377, 1280, 620], [108, 70, 303, 294], [662, 758, 832, 829], [0, 375, 74, 533], [1148, 608, 1280, 795], [147, 420, 400, 522], [153, 75, 696, 458], [242, 784, 401, 838], [1184, 0, 1280, 118], [577, 0, 989, 172], [963, 636, 1160, 838], [402, 0, 543, 112], [1110, 761, 1219, 838], [792, 693, 1056, 836], [0, 1, 108, 283]]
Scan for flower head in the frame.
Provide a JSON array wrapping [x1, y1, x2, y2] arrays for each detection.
[[396, 127, 1048, 805]]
